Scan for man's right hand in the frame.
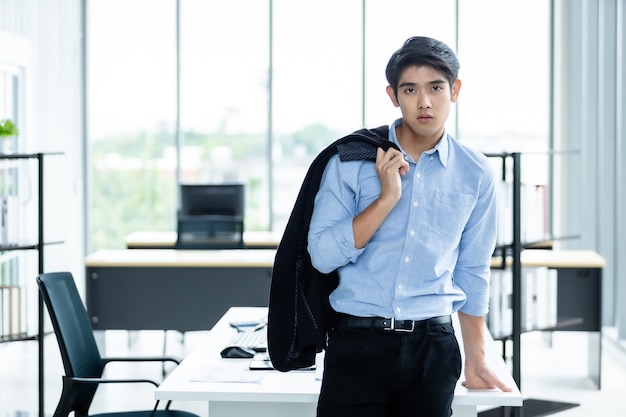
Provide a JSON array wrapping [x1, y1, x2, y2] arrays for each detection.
[[375, 147, 409, 205], [351, 148, 409, 249]]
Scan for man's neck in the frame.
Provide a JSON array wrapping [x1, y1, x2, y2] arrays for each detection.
[[395, 124, 443, 161]]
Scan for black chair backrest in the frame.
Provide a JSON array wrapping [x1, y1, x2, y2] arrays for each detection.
[[176, 215, 244, 249], [37, 272, 104, 379]]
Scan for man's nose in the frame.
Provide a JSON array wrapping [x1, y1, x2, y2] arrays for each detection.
[[417, 93, 432, 109]]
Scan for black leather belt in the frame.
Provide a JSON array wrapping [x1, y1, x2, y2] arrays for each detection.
[[334, 314, 452, 333]]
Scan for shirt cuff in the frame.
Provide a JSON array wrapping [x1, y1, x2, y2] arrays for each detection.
[[334, 216, 365, 261]]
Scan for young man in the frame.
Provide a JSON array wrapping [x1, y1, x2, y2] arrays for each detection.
[[307, 36, 512, 417]]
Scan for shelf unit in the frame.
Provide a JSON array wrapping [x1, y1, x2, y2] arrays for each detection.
[[487, 152, 525, 389], [487, 151, 586, 383], [0, 152, 62, 417], [484, 152, 597, 417]]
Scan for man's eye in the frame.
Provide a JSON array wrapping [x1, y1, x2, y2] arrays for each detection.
[[432, 85, 443, 91], [404, 88, 415, 94]]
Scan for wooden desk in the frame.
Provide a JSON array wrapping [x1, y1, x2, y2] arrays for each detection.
[[124, 230, 282, 249], [84, 249, 275, 332], [155, 307, 522, 417]]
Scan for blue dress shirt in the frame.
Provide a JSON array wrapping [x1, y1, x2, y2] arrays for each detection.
[[307, 118, 497, 320]]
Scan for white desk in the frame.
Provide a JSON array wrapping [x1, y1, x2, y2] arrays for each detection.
[[155, 307, 522, 417]]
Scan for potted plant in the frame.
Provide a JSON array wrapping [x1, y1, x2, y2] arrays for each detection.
[[0, 119, 19, 154]]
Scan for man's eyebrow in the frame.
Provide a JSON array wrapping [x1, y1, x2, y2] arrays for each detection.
[[398, 79, 447, 88], [398, 81, 416, 88]]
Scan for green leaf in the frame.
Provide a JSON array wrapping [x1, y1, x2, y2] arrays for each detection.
[[0, 119, 19, 137]]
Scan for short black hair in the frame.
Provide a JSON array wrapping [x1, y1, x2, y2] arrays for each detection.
[[385, 36, 460, 96]]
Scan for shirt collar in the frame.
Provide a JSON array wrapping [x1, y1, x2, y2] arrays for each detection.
[[389, 118, 449, 167]]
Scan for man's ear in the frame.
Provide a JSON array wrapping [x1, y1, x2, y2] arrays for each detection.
[[451, 79, 462, 102], [386, 85, 400, 107]]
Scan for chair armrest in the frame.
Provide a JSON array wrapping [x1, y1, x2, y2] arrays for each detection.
[[67, 376, 170, 410], [69, 376, 160, 387], [102, 355, 182, 365]]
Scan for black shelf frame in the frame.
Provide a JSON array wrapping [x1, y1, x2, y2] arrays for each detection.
[[0, 152, 63, 417], [484, 152, 523, 389], [484, 152, 581, 417]]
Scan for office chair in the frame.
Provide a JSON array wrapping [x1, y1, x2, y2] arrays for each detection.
[[175, 215, 244, 249], [36, 271, 200, 417]]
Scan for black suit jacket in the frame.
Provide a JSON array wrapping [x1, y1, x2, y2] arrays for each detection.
[[267, 125, 399, 371]]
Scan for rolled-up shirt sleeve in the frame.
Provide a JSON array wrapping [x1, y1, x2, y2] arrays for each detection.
[[308, 155, 365, 274], [453, 167, 498, 316]]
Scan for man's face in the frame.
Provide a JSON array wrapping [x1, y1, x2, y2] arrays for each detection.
[[386, 65, 461, 142]]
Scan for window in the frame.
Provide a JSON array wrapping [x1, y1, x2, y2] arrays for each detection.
[[86, 0, 551, 251], [457, 0, 550, 154], [87, 0, 177, 250], [179, 0, 270, 231], [0, 63, 21, 154], [271, 0, 362, 231]]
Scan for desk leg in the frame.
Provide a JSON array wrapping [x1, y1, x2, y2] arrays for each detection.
[[209, 401, 317, 417], [588, 331, 601, 389]]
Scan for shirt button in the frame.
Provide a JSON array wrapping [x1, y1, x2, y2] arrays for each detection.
[[413, 201, 419, 207], [398, 284, 403, 290], [430, 156, 434, 161], [404, 155, 409, 161], [409, 230, 415, 236], [416, 172, 421, 178], [404, 256, 410, 263], [396, 307, 402, 314]]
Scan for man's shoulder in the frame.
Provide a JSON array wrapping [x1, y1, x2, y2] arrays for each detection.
[[447, 135, 490, 167]]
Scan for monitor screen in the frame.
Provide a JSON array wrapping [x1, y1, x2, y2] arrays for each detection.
[[180, 183, 244, 217]]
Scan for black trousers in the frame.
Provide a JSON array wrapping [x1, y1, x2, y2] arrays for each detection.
[[317, 319, 461, 417]]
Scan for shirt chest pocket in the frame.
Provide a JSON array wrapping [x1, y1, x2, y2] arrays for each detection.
[[431, 189, 475, 236]]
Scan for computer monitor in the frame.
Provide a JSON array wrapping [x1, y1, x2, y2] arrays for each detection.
[[179, 183, 244, 217]]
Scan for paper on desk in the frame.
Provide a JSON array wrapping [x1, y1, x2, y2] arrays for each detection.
[[315, 352, 324, 380], [190, 367, 267, 383]]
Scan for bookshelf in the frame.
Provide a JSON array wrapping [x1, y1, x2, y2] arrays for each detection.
[[484, 152, 604, 417], [487, 152, 584, 376], [0, 152, 63, 417]]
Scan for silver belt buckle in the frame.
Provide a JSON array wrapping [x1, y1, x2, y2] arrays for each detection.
[[384, 318, 415, 332]]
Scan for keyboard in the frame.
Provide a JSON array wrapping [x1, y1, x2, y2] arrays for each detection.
[[227, 329, 267, 352]]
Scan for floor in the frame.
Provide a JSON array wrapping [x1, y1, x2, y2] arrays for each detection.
[[1, 328, 626, 417]]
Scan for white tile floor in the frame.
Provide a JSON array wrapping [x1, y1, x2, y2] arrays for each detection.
[[482, 330, 626, 416], [1, 329, 626, 417]]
